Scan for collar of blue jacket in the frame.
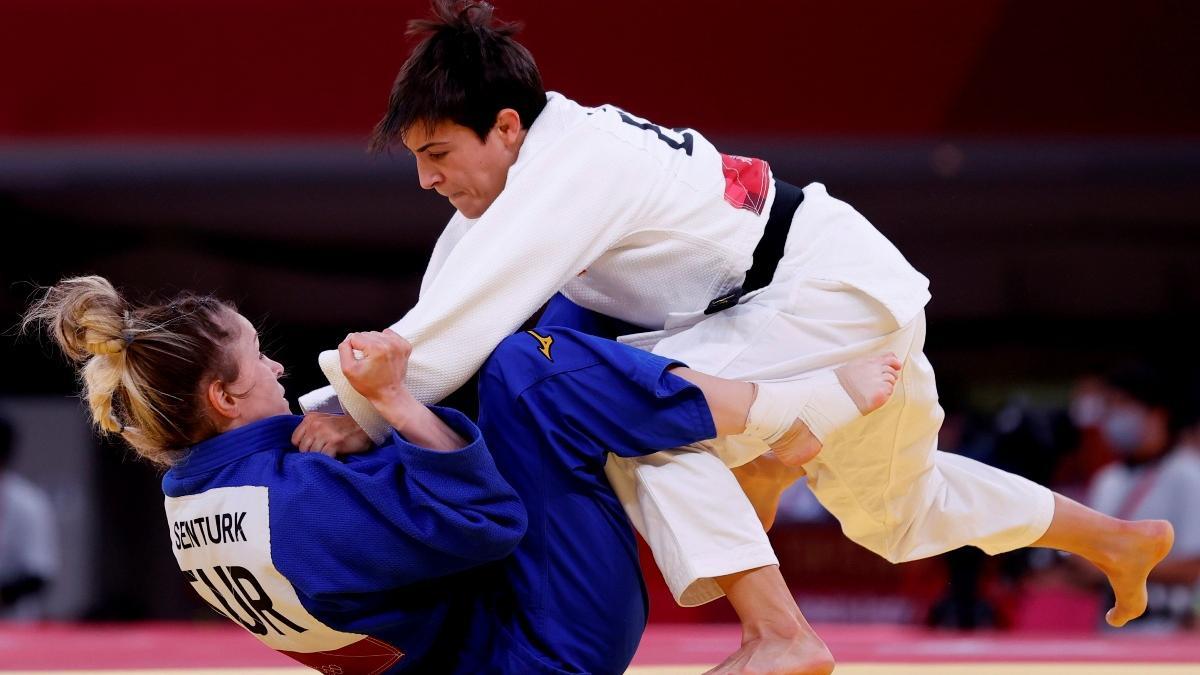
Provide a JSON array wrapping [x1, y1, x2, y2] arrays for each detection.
[[167, 414, 302, 478]]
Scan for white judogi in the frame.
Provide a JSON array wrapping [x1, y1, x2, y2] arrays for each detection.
[[302, 92, 1056, 606], [607, 183, 1055, 603]]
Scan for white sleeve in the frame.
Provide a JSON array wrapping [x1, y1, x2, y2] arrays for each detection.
[[298, 385, 341, 414], [388, 131, 658, 404], [419, 212, 474, 297], [297, 215, 476, 415], [302, 129, 662, 423]]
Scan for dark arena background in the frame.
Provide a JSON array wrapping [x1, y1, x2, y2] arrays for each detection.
[[2, 1, 1199, 672]]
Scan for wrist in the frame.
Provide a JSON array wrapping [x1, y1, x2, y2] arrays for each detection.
[[369, 387, 423, 431]]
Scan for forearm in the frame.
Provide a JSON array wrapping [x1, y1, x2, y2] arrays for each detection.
[[374, 394, 468, 452]]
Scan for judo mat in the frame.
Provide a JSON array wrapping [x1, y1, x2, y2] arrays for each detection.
[[1, 622, 1197, 673]]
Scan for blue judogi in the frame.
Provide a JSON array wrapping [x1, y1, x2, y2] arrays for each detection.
[[161, 323, 715, 674]]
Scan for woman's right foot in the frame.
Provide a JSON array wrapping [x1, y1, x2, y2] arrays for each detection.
[[1096, 519, 1175, 627]]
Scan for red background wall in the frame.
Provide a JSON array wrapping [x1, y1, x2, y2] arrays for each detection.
[[3, 0, 1197, 139]]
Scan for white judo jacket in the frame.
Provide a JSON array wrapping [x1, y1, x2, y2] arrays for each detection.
[[303, 91, 928, 411], [302, 93, 988, 605]]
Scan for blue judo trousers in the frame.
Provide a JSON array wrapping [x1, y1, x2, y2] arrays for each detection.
[[461, 318, 716, 673]]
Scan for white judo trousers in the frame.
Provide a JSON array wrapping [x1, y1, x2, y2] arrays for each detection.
[[603, 188, 1057, 607]]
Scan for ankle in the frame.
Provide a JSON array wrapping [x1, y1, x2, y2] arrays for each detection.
[[740, 612, 809, 642], [1087, 520, 1140, 573]]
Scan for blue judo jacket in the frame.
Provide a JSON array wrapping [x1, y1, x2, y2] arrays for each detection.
[[161, 407, 526, 673]]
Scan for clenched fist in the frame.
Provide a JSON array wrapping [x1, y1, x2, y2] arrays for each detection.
[[338, 329, 415, 407]]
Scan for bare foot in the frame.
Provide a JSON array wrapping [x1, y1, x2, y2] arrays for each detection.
[[834, 353, 902, 415], [1096, 519, 1174, 627], [704, 632, 835, 675], [747, 355, 899, 453]]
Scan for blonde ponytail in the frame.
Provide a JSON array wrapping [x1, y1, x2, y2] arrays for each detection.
[[23, 276, 241, 466]]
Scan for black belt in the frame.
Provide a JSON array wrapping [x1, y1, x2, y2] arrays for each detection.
[[705, 179, 805, 314]]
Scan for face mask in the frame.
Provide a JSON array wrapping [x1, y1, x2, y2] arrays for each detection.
[[1069, 393, 1106, 428], [1101, 407, 1148, 455]]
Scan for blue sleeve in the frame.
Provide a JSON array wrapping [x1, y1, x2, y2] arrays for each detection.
[[481, 327, 717, 458], [270, 407, 527, 598]]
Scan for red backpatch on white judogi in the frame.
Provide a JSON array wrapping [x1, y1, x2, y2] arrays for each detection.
[[720, 154, 770, 215]]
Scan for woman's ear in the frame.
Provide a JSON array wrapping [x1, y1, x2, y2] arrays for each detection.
[[206, 379, 240, 422], [493, 108, 523, 146]]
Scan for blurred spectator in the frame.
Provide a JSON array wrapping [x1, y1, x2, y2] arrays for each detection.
[[1179, 388, 1200, 631], [928, 392, 1077, 630], [1053, 375, 1118, 498], [1083, 364, 1200, 630], [0, 418, 59, 620]]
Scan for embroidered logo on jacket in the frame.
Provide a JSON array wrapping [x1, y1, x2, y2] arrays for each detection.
[[526, 330, 554, 362]]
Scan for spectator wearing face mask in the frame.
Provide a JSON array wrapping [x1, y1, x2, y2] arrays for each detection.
[[1085, 364, 1200, 630], [1054, 375, 1119, 497]]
